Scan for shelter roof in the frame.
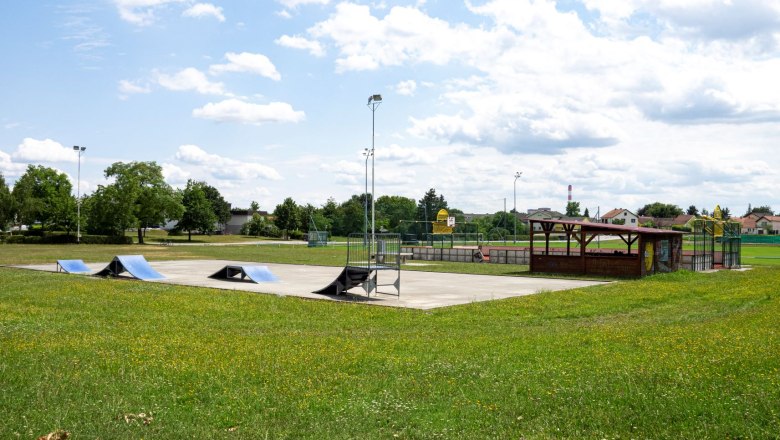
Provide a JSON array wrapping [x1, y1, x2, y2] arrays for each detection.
[[530, 218, 685, 235]]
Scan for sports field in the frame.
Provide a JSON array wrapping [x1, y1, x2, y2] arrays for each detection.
[[1, 243, 779, 438]]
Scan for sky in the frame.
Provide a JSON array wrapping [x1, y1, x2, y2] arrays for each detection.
[[1, 0, 780, 217]]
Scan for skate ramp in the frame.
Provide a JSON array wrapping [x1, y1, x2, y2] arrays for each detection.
[[209, 265, 279, 283], [95, 255, 166, 280], [56, 259, 92, 274], [313, 266, 373, 296]]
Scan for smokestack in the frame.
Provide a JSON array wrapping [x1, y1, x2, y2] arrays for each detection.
[[568, 184, 572, 202]]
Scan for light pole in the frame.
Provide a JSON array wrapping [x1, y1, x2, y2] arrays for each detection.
[[513, 171, 522, 243], [363, 148, 372, 241], [367, 94, 382, 246], [73, 146, 86, 243]]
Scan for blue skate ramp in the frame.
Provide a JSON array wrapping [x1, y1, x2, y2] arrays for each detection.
[[209, 265, 279, 283], [95, 255, 166, 280], [57, 259, 92, 274]]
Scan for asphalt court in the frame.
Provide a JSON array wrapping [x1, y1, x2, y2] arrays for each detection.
[[14, 259, 608, 310]]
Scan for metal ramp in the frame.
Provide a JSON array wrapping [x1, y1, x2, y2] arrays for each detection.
[[314, 233, 401, 297], [95, 255, 166, 280], [313, 266, 373, 296], [209, 265, 279, 283], [56, 259, 92, 274]]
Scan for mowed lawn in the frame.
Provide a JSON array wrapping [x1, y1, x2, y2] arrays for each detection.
[[1, 243, 779, 438]]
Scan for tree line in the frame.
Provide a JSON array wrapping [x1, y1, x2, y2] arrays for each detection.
[[2, 162, 772, 242]]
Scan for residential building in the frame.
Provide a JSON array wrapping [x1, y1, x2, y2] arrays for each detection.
[[601, 208, 639, 227]]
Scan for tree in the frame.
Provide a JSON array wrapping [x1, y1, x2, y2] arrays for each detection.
[[332, 195, 365, 236], [637, 202, 683, 218], [686, 205, 699, 216], [583, 207, 590, 218], [201, 184, 231, 231], [720, 206, 731, 220], [11, 165, 75, 232], [273, 197, 301, 238], [565, 201, 581, 217], [416, 188, 448, 235], [104, 161, 184, 244], [748, 205, 774, 216], [250, 201, 260, 213], [376, 195, 416, 232], [83, 185, 132, 236], [0, 173, 14, 231], [178, 180, 218, 241]]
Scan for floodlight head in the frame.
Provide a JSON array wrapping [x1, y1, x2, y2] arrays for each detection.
[[368, 94, 382, 104], [515, 171, 522, 179], [73, 145, 80, 151]]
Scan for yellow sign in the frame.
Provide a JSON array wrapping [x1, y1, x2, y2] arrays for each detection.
[[432, 209, 454, 234]]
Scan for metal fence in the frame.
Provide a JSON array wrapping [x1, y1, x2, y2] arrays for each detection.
[[721, 222, 741, 269], [692, 219, 714, 271], [347, 233, 401, 297]]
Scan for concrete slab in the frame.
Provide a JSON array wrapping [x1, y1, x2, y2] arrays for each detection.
[[11, 260, 607, 310]]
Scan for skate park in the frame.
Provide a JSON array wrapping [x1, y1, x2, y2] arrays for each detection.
[[19, 256, 605, 310]]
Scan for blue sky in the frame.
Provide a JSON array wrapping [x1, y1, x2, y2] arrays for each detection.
[[2, 0, 779, 216]]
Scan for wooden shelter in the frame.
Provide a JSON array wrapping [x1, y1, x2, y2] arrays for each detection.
[[529, 219, 684, 277]]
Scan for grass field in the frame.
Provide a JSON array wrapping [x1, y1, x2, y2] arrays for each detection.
[[1, 243, 779, 438]]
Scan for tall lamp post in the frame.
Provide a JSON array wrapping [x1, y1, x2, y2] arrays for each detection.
[[367, 94, 382, 245], [513, 171, 522, 243], [363, 148, 372, 241], [73, 146, 86, 243]]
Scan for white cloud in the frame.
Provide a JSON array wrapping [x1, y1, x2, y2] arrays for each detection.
[[156, 67, 226, 95], [182, 3, 225, 22], [162, 162, 190, 184], [277, 0, 329, 8], [395, 80, 416, 96], [11, 138, 79, 163], [113, 0, 186, 26], [375, 144, 436, 165], [118, 79, 151, 95], [275, 35, 326, 57], [0, 150, 25, 176], [209, 52, 281, 80], [174, 144, 282, 181], [192, 99, 305, 124]]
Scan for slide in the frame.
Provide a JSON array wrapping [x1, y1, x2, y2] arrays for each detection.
[[95, 255, 166, 280], [56, 259, 92, 274], [209, 265, 279, 283], [313, 266, 372, 296]]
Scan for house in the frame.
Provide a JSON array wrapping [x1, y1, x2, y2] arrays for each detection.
[[225, 209, 270, 234], [732, 216, 759, 235], [527, 208, 565, 231], [601, 208, 639, 227], [756, 215, 780, 235]]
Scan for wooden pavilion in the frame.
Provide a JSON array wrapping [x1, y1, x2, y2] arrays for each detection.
[[529, 219, 685, 277]]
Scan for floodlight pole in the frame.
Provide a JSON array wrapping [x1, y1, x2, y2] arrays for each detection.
[[513, 171, 522, 242], [73, 146, 86, 244], [367, 94, 382, 248], [363, 148, 371, 242]]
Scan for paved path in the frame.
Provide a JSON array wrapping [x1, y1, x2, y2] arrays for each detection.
[[14, 259, 608, 310]]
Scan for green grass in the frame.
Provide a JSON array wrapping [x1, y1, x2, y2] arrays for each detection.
[[1, 265, 779, 438]]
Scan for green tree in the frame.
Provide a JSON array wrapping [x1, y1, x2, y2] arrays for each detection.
[[637, 202, 683, 218], [11, 165, 76, 232], [686, 205, 699, 216], [83, 185, 132, 236], [249, 201, 260, 213], [565, 201, 581, 217], [273, 197, 301, 238], [376, 195, 416, 232], [178, 180, 218, 241], [201, 184, 231, 231], [0, 173, 14, 231], [332, 195, 365, 236], [720, 206, 731, 220], [416, 188, 448, 235], [748, 205, 774, 216], [583, 207, 590, 218], [104, 161, 184, 244]]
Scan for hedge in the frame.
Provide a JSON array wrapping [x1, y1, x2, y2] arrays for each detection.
[[2, 234, 132, 245]]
